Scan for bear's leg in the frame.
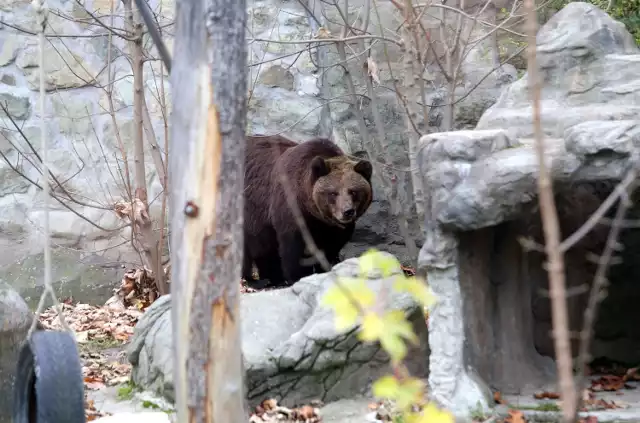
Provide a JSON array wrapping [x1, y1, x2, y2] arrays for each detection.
[[325, 250, 341, 266], [278, 231, 316, 284], [242, 249, 255, 282], [254, 253, 287, 288]]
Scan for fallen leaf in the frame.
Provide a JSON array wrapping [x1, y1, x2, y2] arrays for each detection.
[[315, 27, 332, 39], [493, 391, 504, 404], [401, 266, 416, 276], [505, 409, 526, 423], [365, 57, 380, 85], [590, 375, 625, 391], [624, 367, 640, 381], [533, 391, 560, 400]]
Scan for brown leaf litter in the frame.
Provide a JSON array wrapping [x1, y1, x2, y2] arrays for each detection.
[[250, 398, 323, 423]]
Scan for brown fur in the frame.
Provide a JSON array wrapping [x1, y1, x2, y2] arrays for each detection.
[[243, 135, 373, 288]]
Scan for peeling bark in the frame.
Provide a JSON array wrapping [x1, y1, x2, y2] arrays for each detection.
[[169, 0, 248, 421]]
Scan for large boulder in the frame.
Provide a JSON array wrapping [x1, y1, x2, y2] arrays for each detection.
[[127, 254, 430, 407], [417, 2, 640, 419], [0, 283, 33, 423], [476, 1, 639, 137]]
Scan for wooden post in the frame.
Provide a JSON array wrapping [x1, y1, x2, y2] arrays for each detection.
[[168, 0, 247, 421]]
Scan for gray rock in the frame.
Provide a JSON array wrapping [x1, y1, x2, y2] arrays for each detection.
[[0, 33, 20, 66], [476, 2, 640, 137], [417, 2, 640, 420], [16, 39, 99, 91], [0, 166, 30, 196], [0, 92, 30, 120], [0, 74, 16, 86], [127, 295, 174, 401], [258, 65, 295, 90], [128, 254, 430, 407], [0, 283, 33, 423]]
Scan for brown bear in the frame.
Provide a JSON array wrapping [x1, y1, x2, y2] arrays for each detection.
[[243, 134, 373, 289]]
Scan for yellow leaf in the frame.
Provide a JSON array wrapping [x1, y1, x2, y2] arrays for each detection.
[[360, 312, 385, 342], [395, 377, 425, 410], [393, 276, 437, 309], [320, 276, 375, 330], [377, 310, 418, 364], [417, 402, 455, 423], [373, 376, 425, 411], [358, 249, 400, 278], [372, 375, 400, 399], [357, 310, 418, 364]]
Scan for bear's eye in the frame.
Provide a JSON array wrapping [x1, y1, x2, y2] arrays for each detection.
[[348, 189, 358, 199], [328, 192, 338, 200]]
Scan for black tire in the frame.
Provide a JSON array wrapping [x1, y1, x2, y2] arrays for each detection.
[[13, 330, 85, 423]]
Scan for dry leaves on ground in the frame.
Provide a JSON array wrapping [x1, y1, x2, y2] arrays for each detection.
[[112, 267, 168, 309], [39, 301, 137, 388], [39, 299, 141, 419], [86, 397, 111, 422], [39, 302, 142, 343], [82, 349, 131, 389], [250, 399, 322, 423], [528, 367, 639, 415]]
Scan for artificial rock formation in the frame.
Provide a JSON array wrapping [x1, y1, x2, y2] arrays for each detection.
[[419, 2, 640, 418], [0, 283, 33, 423], [128, 254, 429, 407]]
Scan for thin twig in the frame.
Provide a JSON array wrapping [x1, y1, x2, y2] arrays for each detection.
[[525, 0, 576, 420]]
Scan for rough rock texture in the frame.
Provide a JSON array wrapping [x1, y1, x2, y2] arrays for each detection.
[[418, 2, 640, 418], [0, 283, 33, 423], [128, 254, 430, 407], [0, 0, 171, 305]]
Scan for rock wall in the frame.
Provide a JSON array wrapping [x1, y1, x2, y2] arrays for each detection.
[[0, 0, 514, 304], [417, 2, 640, 418]]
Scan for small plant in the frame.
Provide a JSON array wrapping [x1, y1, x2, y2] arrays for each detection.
[[469, 401, 489, 421], [142, 400, 160, 409], [117, 381, 136, 400], [534, 402, 561, 412], [321, 249, 454, 423]]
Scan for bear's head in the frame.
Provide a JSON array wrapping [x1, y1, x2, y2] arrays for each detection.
[[309, 155, 373, 226]]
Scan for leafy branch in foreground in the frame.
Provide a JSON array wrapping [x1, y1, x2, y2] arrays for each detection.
[[320, 249, 453, 423]]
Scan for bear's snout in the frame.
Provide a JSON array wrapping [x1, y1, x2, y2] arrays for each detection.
[[342, 208, 356, 220]]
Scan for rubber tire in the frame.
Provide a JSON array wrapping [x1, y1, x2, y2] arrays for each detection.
[[13, 330, 86, 423]]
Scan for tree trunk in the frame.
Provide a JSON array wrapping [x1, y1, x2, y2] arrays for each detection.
[[169, 0, 248, 421]]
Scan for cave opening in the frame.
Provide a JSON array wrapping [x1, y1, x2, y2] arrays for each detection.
[[458, 179, 640, 394]]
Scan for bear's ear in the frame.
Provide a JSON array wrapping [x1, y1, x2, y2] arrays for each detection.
[[311, 156, 330, 179], [354, 160, 373, 181]]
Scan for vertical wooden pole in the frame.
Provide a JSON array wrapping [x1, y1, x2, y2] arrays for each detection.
[[168, 0, 248, 421]]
